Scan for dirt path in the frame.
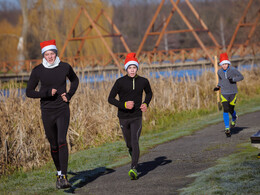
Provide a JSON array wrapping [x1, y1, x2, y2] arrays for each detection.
[[69, 111, 260, 195]]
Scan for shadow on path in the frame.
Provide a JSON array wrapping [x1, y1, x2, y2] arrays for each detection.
[[64, 167, 115, 193], [137, 156, 172, 178], [231, 126, 248, 135]]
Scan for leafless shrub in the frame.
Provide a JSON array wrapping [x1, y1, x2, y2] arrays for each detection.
[[0, 66, 260, 175]]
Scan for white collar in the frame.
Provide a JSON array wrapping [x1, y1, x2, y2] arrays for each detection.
[[42, 56, 60, 69]]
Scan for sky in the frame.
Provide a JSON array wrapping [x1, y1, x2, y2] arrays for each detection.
[[0, 0, 20, 9], [0, 0, 175, 10], [0, 0, 215, 10]]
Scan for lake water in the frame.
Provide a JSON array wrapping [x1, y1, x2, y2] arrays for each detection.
[[80, 63, 256, 83], [0, 63, 257, 98]]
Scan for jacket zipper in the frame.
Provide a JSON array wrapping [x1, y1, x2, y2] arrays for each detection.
[[133, 77, 135, 90]]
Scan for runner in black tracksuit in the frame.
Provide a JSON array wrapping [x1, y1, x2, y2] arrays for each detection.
[[108, 53, 152, 180], [26, 40, 79, 189]]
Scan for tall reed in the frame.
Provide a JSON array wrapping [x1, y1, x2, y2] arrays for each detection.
[[0, 66, 260, 175]]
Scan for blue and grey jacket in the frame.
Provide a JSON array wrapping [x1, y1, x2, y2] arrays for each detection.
[[217, 66, 244, 95]]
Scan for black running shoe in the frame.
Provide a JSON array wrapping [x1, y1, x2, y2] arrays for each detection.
[[231, 115, 238, 128], [56, 174, 62, 189], [225, 128, 231, 137], [59, 175, 71, 189], [128, 168, 138, 180]]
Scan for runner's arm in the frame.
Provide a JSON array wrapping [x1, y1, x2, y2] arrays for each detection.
[[143, 79, 153, 106], [232, 69, 244, 82], [65, 65, 79, 101], [108, 80, 126, 109], [216, 72, 222, 88], [26, 69, 52, 98]]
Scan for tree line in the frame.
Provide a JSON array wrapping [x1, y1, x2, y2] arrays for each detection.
[[0, 0, 259, 62], [0, 0, 113, 62]]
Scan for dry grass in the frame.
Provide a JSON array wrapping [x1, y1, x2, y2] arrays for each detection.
[[0, 66, 260, 176]]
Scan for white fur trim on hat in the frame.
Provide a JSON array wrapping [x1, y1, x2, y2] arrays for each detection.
[[41, 45, 57, 54], [219, 60, 231, 66], [125, 61, 139, 70]]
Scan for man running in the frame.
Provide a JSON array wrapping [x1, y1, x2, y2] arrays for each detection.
[[26, 40, 79, 189], [214, 52, 244, 137], [108, 53, 153, 180]]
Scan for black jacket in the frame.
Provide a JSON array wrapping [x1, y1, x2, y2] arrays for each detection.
[[108, 75, 153, 119], [26, 61, 79, 110]]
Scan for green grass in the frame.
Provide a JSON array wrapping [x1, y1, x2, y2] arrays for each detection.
[[142, 106, 217, 134], [179, 143, 260, 195], [1, 95, 260, 194]]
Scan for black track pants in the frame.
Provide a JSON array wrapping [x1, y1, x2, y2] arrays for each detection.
[[41, 105, 70, 175], [119, 117, 142, 169]]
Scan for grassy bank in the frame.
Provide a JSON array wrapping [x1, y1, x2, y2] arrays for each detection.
[[0, 94, 260, 194], [0, 66, 260, 193], [179, 143, 260, 195], [0, 66, 260, 174]]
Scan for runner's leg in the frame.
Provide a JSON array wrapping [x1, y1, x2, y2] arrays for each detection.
[[56, 106, 70, 176], [42, 112, 60, 172], [120, 118, 132, 154], [222, 102, 230, 129], [229, 94, 237, 122], [130, 117, 142, 168]]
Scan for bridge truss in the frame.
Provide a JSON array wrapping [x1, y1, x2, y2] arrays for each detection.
[[0, 0, 259, 75]]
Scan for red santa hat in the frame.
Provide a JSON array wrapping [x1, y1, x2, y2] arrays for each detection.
[[40, 39, 57, 54], [219, 52, 231, 66], [124, 53, 139, 70]]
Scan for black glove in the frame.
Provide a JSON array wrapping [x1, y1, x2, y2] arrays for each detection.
[[213, 87, 220, 91], [228, 77, 235, 83]]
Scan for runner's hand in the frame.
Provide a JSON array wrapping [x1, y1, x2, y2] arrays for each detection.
[[125, 101, 134, 109], [140, 103, 147, 112], [61, 93, 68, 102], [213, 87, 220, 91], [51, 89, 57, 96], [228, 77, 235, 83]]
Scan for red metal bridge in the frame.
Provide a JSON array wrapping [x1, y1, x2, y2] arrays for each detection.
[[0, 0, 259, 78]]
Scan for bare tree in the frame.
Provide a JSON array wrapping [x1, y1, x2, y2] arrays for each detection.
[[17, 0, 29, 63]]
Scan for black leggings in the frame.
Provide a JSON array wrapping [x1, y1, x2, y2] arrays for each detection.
[[119, 117, 142, 169], [221, 94, 237, 114], [42, 105, 70, 175], [222, 102, 235, 114]]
